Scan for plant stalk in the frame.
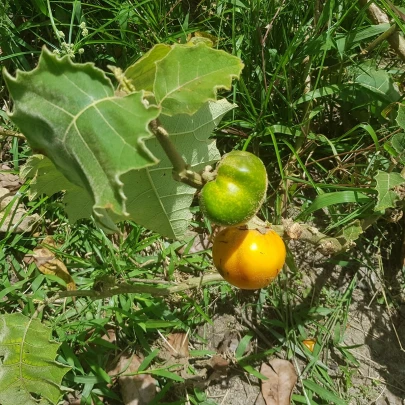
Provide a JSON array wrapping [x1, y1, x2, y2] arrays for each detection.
[[57, 273, 224, 300], [150, 120, 205, 189]]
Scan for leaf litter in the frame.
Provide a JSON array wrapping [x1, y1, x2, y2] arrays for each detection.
[[260, 359, 297, 405], [108, 353, 157, 405], [32, 236, 76, 291], [0, 166, 39, 233]]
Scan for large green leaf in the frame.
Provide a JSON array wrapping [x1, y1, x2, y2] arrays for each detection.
[[0, 313, 70, 405], [122, 99, 236, 238], [21, 100, 235, 238], [391, 132, 405, 155], [124, 43, 171, 92], [374, 170, 405, 211], [3, 47, 160, 223], [351, 62, 401, 103], [21, 155, 94, 224], [153, 43, 243, 116]]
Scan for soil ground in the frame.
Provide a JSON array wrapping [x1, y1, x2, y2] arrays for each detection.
[[193, 239, 405, 405]]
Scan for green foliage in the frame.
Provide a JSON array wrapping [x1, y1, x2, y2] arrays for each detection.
[[120, 99, 235, 238], [21, 154, 94, 223], [350, 61, 401, 103], [21, 99, 235, 238], [124, 44, 172, 92], [0, 313, 70, 405], [336, 221, 364, 248], [397, 104, 405, 131], [4, 44, 242, 237], [4, 48, 161, 231], [374, 170, 405, 211], [2, 1, 405, 404], [152, 43, 243, 116]]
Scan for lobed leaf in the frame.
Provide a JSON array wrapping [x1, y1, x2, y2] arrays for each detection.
[[21, 154, 93, 223], [335, 220, 364, 248], [351, 62, 401, 103], [20, 155, 119, 231], [21, 100, 235, 238], [153, 43, 243, 116], [122, 99, 235, 238], [124, 43, 171, 92], [391, 132, 405, 155], [0, 313, 70, 405], [374, 170, 405, 211], [396, 104, 405, 131], [3, 47, 160, 225]]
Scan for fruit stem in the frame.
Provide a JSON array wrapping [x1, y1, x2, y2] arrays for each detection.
[[150, 119, 204, 189]]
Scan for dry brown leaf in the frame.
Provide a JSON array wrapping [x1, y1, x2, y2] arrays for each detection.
[[0, 169, 22, 193], [260, 359, 297, 405], [33, 236, 76, 291], [0, 187, 39, 233], [210, 354, 229, 372], [109, 353, 156, 405], [100, 328, 117, 344], [205, 354, 229, 383], [167, 332, 189, 358]]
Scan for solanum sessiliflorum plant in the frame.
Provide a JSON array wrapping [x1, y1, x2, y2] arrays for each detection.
[[3, 40, 251, 239]]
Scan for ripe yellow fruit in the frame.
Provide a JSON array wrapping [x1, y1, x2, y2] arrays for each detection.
[[212, 227, 286, 290]]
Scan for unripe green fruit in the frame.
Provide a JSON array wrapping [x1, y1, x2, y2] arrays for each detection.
[[199, 151, 267, 226]]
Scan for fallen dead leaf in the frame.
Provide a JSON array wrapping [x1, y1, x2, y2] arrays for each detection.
[[210, 354, 229, 372], [0, 186, 39, 233], [217, 330, 240, 354], [109, 353, 156, 405], [167, 332, 189, 358], [0, 166, 22, 192], [101, 327, 117, 345], [260, 359, 297, 405], [33, 236, 76, 291], [204, 354, 230, 383]]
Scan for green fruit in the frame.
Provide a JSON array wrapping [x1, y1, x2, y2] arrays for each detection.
[[199, 151, 267, 226]]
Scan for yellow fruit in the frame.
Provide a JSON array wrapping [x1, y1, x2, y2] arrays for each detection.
[[212, 227, 286, 290]]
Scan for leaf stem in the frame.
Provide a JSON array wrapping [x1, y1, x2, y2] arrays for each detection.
[[150, 120, 204, 189]]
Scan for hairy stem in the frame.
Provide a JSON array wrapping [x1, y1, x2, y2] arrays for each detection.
[[150, 120, 204, 189], [57, 273, 223, 300], [48, 215, 381, 301]]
